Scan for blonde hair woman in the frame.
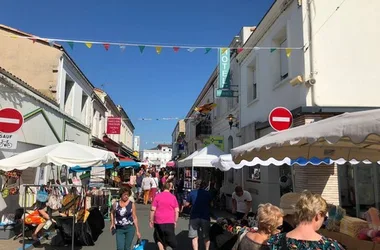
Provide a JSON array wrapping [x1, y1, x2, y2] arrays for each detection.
[[268, 191, 345, 249], [237, 203, 283, 250]]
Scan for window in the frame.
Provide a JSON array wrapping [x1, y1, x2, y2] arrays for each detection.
[[64, 76, 74, 114], [280, 39, 289, 80], [247, 67, 257, 103], [81, 93, 89, 124], [248, 166, 261, 182]]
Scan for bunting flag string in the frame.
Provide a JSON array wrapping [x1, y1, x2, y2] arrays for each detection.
[[3, 34, 304, 55]]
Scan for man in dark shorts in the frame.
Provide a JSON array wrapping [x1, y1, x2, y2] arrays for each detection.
[[149, 182, 179, 250], [184, 180, 211, 250]]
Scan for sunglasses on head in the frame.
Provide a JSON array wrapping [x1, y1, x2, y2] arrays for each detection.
[[276, 225, 283, 231]]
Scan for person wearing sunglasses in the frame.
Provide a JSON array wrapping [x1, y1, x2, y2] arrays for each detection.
[[268, 191, 345, 250], [237, 203, 283, 250]]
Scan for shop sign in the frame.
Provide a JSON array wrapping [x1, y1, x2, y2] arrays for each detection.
[[203, 136, 224, 151], [216, 89, 234, 98], [219, 48, 231, 89], [0, 133, 17, 149], [106, 117, 121, 134]]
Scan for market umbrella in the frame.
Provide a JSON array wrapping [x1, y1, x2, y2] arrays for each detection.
[[104, 157, 140, 170], [231, 109, 380, 164], [0, 141, 118, 171]]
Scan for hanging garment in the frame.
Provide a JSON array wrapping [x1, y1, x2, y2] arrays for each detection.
[[0, 194, 6, 212]]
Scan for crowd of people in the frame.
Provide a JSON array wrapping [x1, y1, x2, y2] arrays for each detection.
[[109, 165, 346, 250]]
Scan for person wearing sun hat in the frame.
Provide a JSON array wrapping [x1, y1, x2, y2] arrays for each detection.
[[279, 192, 302, 233]]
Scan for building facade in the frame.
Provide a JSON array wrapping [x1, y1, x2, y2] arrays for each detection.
[[0, 67, 94, 213], [142, 144, 172, 169], [133, 136, 140, 152], [93, 88, 136, 158], [171, 119, 185, 160], [178, 27, 254, 209], [236, 0, 380, 210], [0, 25, 93, 146]]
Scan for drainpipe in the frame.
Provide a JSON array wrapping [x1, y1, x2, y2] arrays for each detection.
[[307, 0, 318, 106]]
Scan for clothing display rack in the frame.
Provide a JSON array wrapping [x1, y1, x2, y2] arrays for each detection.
[[21, 184, 84, 250], [99, 187, 120, 220]]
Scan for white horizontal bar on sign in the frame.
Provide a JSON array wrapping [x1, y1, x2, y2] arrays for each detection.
[[272, 117, 290, 122], [0, 117, 20, 124]]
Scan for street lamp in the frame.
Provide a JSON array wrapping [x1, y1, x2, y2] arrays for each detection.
[[227, 114, 239, 130]]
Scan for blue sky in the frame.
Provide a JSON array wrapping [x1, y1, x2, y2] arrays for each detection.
[[2, 0, 273, 150]]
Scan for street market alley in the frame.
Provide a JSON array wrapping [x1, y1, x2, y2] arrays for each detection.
[[27, 203, 223, 250]]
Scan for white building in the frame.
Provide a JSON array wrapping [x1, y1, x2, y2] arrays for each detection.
[[0, 67, 92, 214], [133, 136, 140, 152], [236, 0, 380, 210], [142, 144, 172, 169], [180, 27, 254, 207]]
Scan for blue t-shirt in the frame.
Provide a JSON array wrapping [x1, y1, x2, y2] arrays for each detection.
[[186, 189, 211, 220]]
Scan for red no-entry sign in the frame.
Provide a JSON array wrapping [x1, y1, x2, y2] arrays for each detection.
[[0, 108, 24, 133], [269, 107, 293, 131]]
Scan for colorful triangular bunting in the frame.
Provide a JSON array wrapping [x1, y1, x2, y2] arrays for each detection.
[[221, 48, 228, 54], [85, 42, 93, 49], [10, 35, 18, 39], [187, 48, 196, 52], [237, 48, 244, 53], [103, 43, 110, 51], [285, 48, 292, 57], [270, 48, 277, 53], [120, 45, 126, 52], [67, 42, 74, 50], [139, 45, 145, 53], [173, 47, 180, 52], [155, 46, 162, 54], [205, 48, 211, 54]]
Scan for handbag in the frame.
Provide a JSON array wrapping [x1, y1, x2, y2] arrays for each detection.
[[47, 188, 62, 210], [36, 186, 49, 202], [19, 187, 36, 207], [1, 177, 9, 198], [133, 239, 146, 250]]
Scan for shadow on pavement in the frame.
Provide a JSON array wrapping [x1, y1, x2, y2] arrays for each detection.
[[32, 244, 82, 250], [142, 230, 192, 250]]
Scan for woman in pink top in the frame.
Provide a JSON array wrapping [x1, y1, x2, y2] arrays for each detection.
[[149, 182, 179, 250]]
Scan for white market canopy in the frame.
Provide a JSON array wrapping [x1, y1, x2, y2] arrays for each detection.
[[0, 141, 118, 171], [231, 109, 380, 164], [211, 154, 374, 172], [180, 144, 224, 168], [178, 150, 198, 168]]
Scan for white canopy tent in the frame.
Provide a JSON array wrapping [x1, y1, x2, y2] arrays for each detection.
[[0, 141, 118, 171], [231, 109, 380, 164], [178, 144, 224, 189], [177, 150, 198, 168], [181, 144, 225, 168], [211, 154, 374, 172]]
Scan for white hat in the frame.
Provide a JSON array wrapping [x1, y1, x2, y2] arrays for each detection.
[[279, 192, 302, 215]]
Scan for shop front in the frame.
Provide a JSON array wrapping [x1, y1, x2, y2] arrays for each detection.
[[231, 108, 380, 248]]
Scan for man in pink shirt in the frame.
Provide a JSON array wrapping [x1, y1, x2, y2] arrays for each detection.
[[149, 182, 179, 250]]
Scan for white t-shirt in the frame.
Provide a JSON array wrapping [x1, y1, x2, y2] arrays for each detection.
[[142, 177, 153, 190], [232, 191, 252, 213], [151, 177, 159, 188]]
